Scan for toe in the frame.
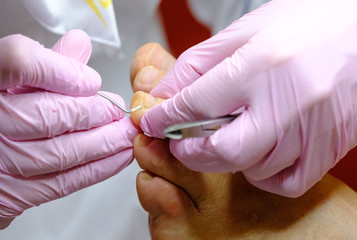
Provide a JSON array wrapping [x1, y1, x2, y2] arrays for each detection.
[[130, 42, 157, 86], [130, 91, 164, 126], [134, 134, 206, 203], [136, 171, 194, 218], [136, 171, 198, 240], [130, 43, 175, 88], [132, 66, 168, 93]]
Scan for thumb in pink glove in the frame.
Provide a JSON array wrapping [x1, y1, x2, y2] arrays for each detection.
[[141, 0, 357, 197], [0, 29, 139, 229]]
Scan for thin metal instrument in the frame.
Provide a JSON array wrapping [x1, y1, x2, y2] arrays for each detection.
[[163, 115, 236, 140], [97, 91, 142, 113]]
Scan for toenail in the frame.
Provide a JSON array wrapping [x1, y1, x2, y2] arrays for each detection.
[[139, 134, 154, 146], [137, 66, 159, 86], [143, 93, 157, 110]]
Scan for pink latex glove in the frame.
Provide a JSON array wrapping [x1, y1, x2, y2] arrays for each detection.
[[0, 30, 138, 229], [141, 0, 357, 197]]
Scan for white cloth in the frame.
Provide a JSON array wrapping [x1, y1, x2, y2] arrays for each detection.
[[188, 0, 271, 34], [0, 0, 267, 239], [22, 0, 121, 49]]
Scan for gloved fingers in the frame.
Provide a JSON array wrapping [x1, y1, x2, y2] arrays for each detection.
[[0, 30, 95, 230], [51, 29, 92, 64], [245, 134, 339, 198], [0, 117, 139, 177], [141, 40, 266, 138], [242, 123, 302, 181], [245, 158, 318, 198], [0, 34, 100, 96], [0, 216, 14, 230], [243, 141, 338, 198], [149, 2, 272, 99], [6, 86, 40, 94], [0, 147, 134, 219], [165, 110, 274, 173], [0, 91, 126, 140]]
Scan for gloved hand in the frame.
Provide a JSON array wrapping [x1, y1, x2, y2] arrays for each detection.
[[140, 0, 357, 197], [0, 30, 138, 229]]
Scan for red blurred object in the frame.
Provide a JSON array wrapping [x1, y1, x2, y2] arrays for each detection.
[[329, 147, 357, 192], [159, 0, 211, 58], [159, 0, 357, 192]]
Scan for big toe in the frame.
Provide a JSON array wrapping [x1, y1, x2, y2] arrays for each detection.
[[136, 171, 197, 239]]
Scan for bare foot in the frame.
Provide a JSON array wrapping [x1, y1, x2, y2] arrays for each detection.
[[134, 135, 357, 239], [130, 43, 357, 239]]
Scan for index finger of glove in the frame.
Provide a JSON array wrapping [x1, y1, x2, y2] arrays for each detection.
[[0, 91, 126, 140], [0, 34, 100, 96]]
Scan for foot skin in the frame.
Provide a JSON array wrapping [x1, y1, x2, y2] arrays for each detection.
[[130, 43, 175, 93], [130, 43, 357, 239], [134, 135, 357, 240], [130, 43, 168, 126]]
